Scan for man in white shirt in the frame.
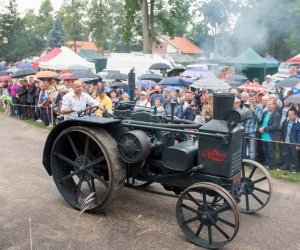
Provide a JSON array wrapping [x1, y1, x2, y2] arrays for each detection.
[[262, 75, 276, 93], [61, 80, 104, 120]]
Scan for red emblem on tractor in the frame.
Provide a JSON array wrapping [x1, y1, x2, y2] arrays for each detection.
[[201, 149, 226, 162]]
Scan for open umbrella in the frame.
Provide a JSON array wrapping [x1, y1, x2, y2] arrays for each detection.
[[136, 80, 158, 89], [16, 62, 32, 69], [149, 63, 171, 70], [109, 81, 128, 88], [191, 78, 231, 91], [181, 68, 216, 79], [35, 70, 59, 79], [59, 73, 77, 80], [238, 82, 268, 93], [160, 77, 191, 87], [6, 68, 20, 74], [71, 70, 99, 80], [228, 75, 248, 82], [0, 71, 11, 76], [12, 69, 35, 78], [285, 94, 300, 104], [277, 78, 300, 88], [0, 75, 12, 81], [105, 72, 128, 81], [138, 73, 163, 83]]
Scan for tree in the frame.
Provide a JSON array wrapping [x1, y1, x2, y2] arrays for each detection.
[[36, 0, 54, 43], [47, 17, 65, 49]]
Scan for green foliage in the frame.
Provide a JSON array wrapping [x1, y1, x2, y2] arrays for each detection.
[[47, 18, 65, 49], [36, 0, 54, 42]]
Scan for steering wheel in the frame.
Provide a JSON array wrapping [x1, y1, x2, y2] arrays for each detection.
[[77, 106, 99, 117]]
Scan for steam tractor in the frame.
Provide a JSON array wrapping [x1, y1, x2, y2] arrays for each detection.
[[42, 86, 272, 249]]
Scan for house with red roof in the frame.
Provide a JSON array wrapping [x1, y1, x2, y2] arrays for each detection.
[[152, 35, 203, 55], [65, 41, 101, 53]]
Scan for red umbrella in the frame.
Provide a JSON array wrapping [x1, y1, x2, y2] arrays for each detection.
[[0, 75, 12, 81], [59, 73, 77, 80], [238, 82, 269, 93]]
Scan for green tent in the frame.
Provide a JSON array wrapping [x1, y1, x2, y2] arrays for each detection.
[[220, 48, 279, 82], [78, 49, 107, 73]]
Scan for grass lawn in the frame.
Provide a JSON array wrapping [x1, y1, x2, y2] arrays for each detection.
[[270, 169, 300, 182]]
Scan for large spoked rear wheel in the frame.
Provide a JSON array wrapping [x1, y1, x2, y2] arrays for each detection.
[[50, 126, 126, 212], [176, 182, 240, 249], [239, 159, 273, 214]]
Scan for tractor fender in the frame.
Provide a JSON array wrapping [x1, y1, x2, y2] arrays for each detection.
[[42, 116, 122, 176]]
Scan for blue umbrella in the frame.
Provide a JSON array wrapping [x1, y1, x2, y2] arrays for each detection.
[[16, 62, 32, 69], [136, 80, 158, 89], [160, 77, 192, 86], [138, 73, 163, 83], [0, 71, 11, 76]]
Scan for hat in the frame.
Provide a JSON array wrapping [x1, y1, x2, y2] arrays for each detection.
[[266, 74, 272, 79], [97, 87, 105, 93], [140, 91, 147, 95]]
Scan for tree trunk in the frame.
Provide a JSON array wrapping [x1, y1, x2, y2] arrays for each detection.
[[141, 0, 151, 54]]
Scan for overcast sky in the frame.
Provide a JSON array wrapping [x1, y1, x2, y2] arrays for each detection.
[[16, 0, 62, 14]]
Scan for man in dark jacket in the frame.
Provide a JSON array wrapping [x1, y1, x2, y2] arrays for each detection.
[[278, 107, 300, 174], [258, 99, 281, 169], [16, 79, 28, 119]]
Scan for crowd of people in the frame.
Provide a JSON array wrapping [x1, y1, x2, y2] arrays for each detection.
[[1, 66, 300, 174]]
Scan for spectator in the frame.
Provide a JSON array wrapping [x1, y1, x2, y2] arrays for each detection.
[[258, 99, 281, 169], [153, 97, 165, 116], [262, 75, 276, 93], [150, 86, 166, 107], [8, 80, 19, 116], [16, 79, 28, 119], [95, 87, 113, 117], [37, 81, 50, 125], [243, 93, 263, 160], [183, 99, 196, 121], [135, 91, 151, 109], [278, 107, 300, 174], [280, 99, 293, 127], [261, 95, 270, 112], [194, 107, 205, 124], [27, 77, 36, 119], [164, 96, 183, 118]]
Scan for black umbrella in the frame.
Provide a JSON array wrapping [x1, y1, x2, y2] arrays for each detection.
[[149, 63, 171, 70], [12, 69, 36, 78], [105, 72, 128, 81], [228, 75, 248, 83], [277, 78, 300, 88], [72, 70, 100, 80], [109, 81, 128, 88], [138, 73, 163, 83]]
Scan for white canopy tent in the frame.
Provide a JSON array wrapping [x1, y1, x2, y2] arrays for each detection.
[[39, 46, 95, 72]]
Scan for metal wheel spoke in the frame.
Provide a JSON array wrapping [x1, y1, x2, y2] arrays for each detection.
[[86, 170, 109, 188], [195, 222, 204, 236], [67, 134, 80, 158], [54, 152, 79, 167], [181, 203, 198, 214], [248, 166, 257, 179], [186, 193, 201, 207], [85, 156, 105, 169], [252, 176, 267, 184], [84, 136, 89, 158], [211, 195, 220, 206], [242, 166, 246, 178], [250, 192, 264, 205], [74, 176, 84, 203], [254, 187, 269, 195], [202, 189, 207, 205], [60, 169, 81, 182], [215, 202, 230, 214], [208, 225, 213, 245], [214, 223, 230, 239], [218, 218, 236, 228], [246, 194, 250, 211], [182, 216, 199, 225]]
